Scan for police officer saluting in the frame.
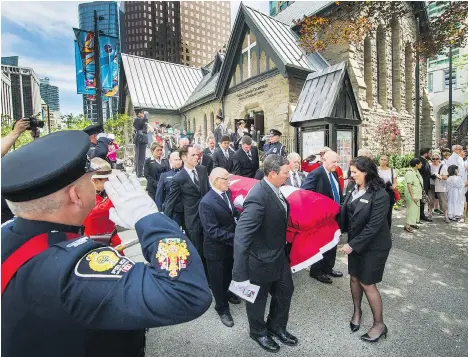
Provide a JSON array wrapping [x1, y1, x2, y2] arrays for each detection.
[[83, 123, 109, 160], [262, 129, 287, 158], [1, 130, 212, 357]]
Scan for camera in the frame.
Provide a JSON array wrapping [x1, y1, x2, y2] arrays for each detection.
[[15, 117, 45, 130]]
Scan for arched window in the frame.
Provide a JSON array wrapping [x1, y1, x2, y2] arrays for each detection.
[[204, 114, 208, 137], [405, 43, 413, 113], [187, 118, 190, 132], [391, 17, 401, 111], [364, 37, 373, 107], [210, 112, 215, 132], [193, 118, 196, 133], [376, 25, 387, 109]]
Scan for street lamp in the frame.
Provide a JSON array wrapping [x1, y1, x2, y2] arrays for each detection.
[[94, 10, 105, 125]]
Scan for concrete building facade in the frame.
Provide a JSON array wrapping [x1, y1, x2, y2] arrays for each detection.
[[1, 71, 14, 121], [1, 64, 42, 121], [39, 77, 60, 112]]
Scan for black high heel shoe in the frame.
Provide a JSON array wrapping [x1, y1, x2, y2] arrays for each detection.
[[349, 309, 362, 332], [360, 325, 388, 343]]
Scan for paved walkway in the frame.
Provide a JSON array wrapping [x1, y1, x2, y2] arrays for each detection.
[[119, 209, 468, 357]]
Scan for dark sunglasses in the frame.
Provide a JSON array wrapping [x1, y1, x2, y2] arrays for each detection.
[[431, 158, 440, 161]]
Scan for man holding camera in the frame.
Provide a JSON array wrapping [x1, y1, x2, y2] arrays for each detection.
[[1, 118, 42, 223]]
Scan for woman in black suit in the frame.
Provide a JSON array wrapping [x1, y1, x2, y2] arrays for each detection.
[[144, 141, 169, 200], [340, 156, 391, 343]]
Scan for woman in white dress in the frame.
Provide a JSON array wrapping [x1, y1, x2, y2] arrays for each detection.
[[428, 153, 449, 222], [446, 165, 468, 221], [377, 155, 397, 228]]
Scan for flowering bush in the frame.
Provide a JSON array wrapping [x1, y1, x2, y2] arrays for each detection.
[[376, 116, 402, 155]]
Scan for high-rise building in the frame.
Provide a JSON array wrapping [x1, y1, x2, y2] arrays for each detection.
[[269, 1, 294, 17], [1, 64, 42, 121], [78, 1, 120, 123], [1, 71, 14, 121], [1, 56, 19, 67], [39, 77, 60, 112], [123, 1, 230, 67], [426, 1, 468, 144]]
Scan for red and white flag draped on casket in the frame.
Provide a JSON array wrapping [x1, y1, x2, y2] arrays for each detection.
[[229, 175, 341, 273]]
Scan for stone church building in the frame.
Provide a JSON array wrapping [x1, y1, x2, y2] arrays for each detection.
[[121, 1, 433, 170]]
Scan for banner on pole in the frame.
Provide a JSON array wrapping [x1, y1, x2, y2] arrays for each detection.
[[74, 28, 96, 95]]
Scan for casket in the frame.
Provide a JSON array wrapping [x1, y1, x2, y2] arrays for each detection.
[[229, 175, 341, 273]]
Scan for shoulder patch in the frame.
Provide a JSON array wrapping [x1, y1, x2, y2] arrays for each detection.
[[155, 238, 190, 279], [75, 247, 135, 279]]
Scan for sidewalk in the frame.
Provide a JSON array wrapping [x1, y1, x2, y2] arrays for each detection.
[[118, 208, 468, 357]]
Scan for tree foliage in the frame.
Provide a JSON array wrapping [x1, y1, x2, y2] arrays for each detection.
[[294, 1, 468, 59], [104, 113, 134, 146]]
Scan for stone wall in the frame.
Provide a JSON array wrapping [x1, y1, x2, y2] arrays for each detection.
[[145, 111, 182, 129], [223, 73, 294, 136], [321, 2, 435, 154], [181, 101, 223, 136]]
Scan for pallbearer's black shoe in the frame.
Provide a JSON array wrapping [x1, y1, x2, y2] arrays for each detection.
[[250, 335, 280, 353], [218, 311, 234, 327], [268, 329, 298, 346], [329, 270, 343, 278], [228, 295, 241, 304]]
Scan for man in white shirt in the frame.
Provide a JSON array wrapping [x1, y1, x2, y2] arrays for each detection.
[[285, 152, 306, 188], [447, 145, 467, 181]]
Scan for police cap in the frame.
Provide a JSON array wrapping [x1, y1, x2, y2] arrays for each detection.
[[83, 124, 103, 136], [269, 129, 282, 137], [1, 131, 96, 202]]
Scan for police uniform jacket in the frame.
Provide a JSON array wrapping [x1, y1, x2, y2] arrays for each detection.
[[262, 141, 287, 157], [155, 168, 183, 212], [87, 137, 109, 160], [1, 213, 211, 357]]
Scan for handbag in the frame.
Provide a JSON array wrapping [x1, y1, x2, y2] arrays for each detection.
[[393, 187, 401, 201]]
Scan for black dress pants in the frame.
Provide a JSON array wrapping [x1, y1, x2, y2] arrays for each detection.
[[247, 257, 294, 337], [135, 144, 146, 177], [206, 257, 233, 314], [309, 245, 337, 277]]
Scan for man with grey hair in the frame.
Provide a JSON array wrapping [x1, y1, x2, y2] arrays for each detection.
[[357, 147, 373, 158], [447, 144, 467, 181], [199, 167, 241, 328], [285, 152, 306, 187], [179, 137, 190, 148], [232, 135, 259, 178], [232, 154, 297, 352], [302, 150, 343, 284], [194, 143, 214, 174]]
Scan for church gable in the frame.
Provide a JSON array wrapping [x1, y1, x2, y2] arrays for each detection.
[[229, 27, 278, 89]]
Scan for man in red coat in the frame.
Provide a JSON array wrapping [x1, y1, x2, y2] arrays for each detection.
[[302, 147, 344, 191], [83, 158, 122, 248]]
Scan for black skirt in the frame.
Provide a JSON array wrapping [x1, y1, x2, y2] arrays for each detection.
[[348, 250, 389, 285]]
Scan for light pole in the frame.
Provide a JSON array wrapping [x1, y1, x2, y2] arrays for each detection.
[[94, 10, 104, 125]]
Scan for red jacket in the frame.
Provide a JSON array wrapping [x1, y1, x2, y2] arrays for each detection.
[[83, 193, 122, 248]]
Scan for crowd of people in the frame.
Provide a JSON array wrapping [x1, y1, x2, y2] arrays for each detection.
[[1, 114, 467, 356]]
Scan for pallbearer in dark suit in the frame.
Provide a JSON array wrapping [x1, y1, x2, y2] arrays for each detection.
[[203, 137, 216, 156], [285, 152, 306, 187], [194, 144, 214, 175], [164, 145, 209, 258], [340, 156, 391, 343], [212, 135, 236, 172], [144, 142, 169, 200], [199, 168, 241, 328], [232, 155, 297, 353], [232, 135, 259, 178], [301, 150, 343, 284]]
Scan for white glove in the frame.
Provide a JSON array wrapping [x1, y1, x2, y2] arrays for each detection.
[[97, 132, 108, 140], [231, 280, 250, 290], [104, 173, 158, 229]]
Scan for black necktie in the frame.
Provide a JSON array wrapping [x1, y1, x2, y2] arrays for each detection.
[[221, 192, 231, 211], [192, 169, 200, 188], [247, 151, 252, 161], [292, 172, 299, 187]]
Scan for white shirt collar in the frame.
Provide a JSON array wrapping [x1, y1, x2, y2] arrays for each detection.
[[184, 166, 195, 175]]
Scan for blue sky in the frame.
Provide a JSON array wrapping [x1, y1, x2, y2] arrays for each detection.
[[1, 1, 270, 117]]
